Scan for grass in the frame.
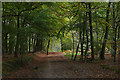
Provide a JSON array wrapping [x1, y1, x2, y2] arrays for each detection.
[[64, 53, 80, 60]]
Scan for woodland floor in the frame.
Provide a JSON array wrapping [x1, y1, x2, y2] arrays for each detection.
[[2, 52, 120, 78]]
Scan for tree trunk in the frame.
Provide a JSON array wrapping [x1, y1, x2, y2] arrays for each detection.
[[85, 5, 88, 62], [74, 42, 80, 61], [40, 39, 43, 51], [9, 34, 14, 54], [3, 3, 8, 54], [85, 29, 89, 62], [2, 3, 5, 55], [35, 35, 39, 51], [33, 38, 36, 53], [47, 34, 50, 55], [118, 26, 120, 55], [29, 36, 31, 53], [88, 3, 94, 60], [35, 34, 42, 52], [118, 26, 120, 39], [112, 2, 117, 63], [2, 33, 5, 55], [5, 33, 8, 54], [71, 33, 74, 60], [100, 2, 111, 60], [81, 31, 84, 61], [20, 38, 25, 55], [61, 38, 63, 52], [74, 31, 81, 61], [117, 3, 120, 55], [14, 15, 20, 57], [47, 39, 50, 55], [32, 34, 34, 46], [95, 7, 99, 44]]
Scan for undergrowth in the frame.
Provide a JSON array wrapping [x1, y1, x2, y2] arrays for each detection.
[[2, 56, 34, 76]]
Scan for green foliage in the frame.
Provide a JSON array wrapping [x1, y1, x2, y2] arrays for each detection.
[[64, 54, 71, 59], [62, 37, 72, 51], [2, 2, 120, 64], [110, 48, 115, 57], [31, 8, 59, 35], [94, 42, 101, 55], [65, 53, 79, 60], [84, 52, 91, 56]]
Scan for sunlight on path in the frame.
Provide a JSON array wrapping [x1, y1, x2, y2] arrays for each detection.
[[35, 52, 65, 57]]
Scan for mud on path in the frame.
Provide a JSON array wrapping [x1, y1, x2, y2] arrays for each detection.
[[3, 52, 120, 78]]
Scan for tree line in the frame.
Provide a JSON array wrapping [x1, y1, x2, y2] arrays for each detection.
[[2, 2, 120, 62]]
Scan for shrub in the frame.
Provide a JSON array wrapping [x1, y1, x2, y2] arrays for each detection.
[[18, 56, 34, 65], [64, 50, 72, 54]]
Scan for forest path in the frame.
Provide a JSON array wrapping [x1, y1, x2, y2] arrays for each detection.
[[3, 52, 120, 78]]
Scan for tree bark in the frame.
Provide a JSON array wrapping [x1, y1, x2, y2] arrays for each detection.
[[81, 31, 84, 61], [88, 3, 94, 60], [74, 31, 81, 61], [5, 33, 8, 54], [85, 5, 88, 62], [2, 33, 5, 55], [117, 3, 120, 55], [71, 33, 74, 60], [47, 39, 50, 55], [3, 3, 8, 54], [100, 2, 111, 60], [112, 2, 117, 63], [47, 34, 50, 55], [40, 39, 43, 51], [14, 14, 20, 57], [33, 38, 36, 53], [74, 42, 80, 61], [29, 36, 31, 53], [35, 35, 39, 51], [118, 26, 120, 55], [85, 29, 89, 62], [9, 34, 14, 54], [61, 38, 63, 52], [118, 26, 120, 39]]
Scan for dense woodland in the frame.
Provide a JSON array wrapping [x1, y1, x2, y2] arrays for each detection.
[[2, 2, 120, 62]]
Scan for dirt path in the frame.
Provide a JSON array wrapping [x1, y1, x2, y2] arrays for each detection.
[[3, 52, 120, 78]]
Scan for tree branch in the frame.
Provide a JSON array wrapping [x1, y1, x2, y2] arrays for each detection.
[[19, 6, 39, 15]]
